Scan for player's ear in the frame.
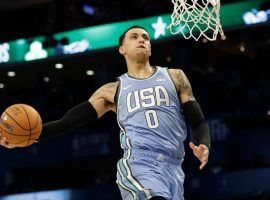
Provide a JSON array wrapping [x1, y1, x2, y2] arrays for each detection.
[[119, 46, 125, 55]]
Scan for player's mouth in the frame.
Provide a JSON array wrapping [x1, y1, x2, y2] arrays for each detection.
[[137, 45, 146, 49]]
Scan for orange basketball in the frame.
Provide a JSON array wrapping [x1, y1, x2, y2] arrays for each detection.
[[0, 104, 42, 147]]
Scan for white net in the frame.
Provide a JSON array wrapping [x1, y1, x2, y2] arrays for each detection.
[[168, 0, 224, 41]]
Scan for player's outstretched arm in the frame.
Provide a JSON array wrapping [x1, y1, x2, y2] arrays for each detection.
[[37, 81, 118, 142], [169, 69, 210, 170], [0, 82, 118, 149]]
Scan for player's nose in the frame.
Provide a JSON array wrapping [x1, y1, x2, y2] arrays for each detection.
[[138, 36, 146, 43], [138, 39, 145, 44]]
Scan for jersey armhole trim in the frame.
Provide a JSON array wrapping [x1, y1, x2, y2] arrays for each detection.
[[115, 77, 122, 112], [164, 67, 179, 97]]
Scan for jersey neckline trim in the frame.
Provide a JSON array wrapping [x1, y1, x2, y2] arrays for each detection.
[[125, 66, 159, 81]]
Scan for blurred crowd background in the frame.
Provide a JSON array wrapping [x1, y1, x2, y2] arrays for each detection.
[[0, 0, 270, 199]]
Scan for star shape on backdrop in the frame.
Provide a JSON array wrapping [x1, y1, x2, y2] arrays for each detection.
[[151, 17, 167, 39]]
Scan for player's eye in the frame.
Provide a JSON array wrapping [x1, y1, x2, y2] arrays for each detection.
[[144, 36, 149, 41], [131, 35, 137, 39]]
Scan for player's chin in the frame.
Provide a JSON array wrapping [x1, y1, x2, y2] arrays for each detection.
[[136, 50, 150, 57], [136, 53, 150, 62]]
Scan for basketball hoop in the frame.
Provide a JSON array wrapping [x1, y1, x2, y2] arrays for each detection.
[[168, 0, 224, 41]]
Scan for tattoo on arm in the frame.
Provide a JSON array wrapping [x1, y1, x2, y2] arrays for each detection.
[[177, 70, 195, 102]]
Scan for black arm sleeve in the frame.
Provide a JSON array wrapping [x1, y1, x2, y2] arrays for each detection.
[[38, 101, 98, 141], [182, 101, 211, 149]]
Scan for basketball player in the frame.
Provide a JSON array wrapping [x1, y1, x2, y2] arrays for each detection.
[[0, 26, 210, 200]]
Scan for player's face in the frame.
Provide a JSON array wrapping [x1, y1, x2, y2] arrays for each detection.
[[119, 28, 151, 58]]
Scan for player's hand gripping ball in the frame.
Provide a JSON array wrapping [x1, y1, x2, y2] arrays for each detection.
[[0, 104, 42, 147]]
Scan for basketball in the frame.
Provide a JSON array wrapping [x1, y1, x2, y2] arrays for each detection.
[[0, 104, 42, 147]]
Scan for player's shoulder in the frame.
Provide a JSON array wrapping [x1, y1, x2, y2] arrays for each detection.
[[167, 67, 185, 78], [167, 67, 183, 73], [101, 81, 119, 90]]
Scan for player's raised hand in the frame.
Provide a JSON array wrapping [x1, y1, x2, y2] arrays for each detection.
[[189, 142, 209, 170]]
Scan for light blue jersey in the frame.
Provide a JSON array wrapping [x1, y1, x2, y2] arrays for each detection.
[[116, 66, 187, 200], [117, 66, 187, 159]]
